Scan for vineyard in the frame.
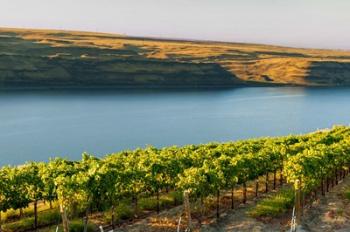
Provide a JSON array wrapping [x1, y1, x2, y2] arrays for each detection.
[[0, 126, 350, 232]]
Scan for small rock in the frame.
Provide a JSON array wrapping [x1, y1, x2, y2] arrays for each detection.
[[252, 225, 263, 232], [325, 210, 336, 219], [295, 225, 308, 232]]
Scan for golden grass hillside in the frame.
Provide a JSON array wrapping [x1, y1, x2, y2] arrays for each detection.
[[1, 27, 350, 88]]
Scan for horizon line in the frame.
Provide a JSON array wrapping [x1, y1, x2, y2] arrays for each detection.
[[1, 25, 350, 52]]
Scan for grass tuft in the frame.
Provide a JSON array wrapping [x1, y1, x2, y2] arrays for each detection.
[[139, 195, 174, 211], [249, 187, 295, 218], [344, 187, 350, 200], [3, 209, 60, 232]]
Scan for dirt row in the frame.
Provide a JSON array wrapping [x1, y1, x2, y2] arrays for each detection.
[[112, 174, 350, 232]]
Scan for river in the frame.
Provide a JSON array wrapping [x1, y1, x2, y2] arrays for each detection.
[[1, 87, 349, 165]]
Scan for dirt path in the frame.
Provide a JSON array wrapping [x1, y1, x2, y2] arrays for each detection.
[[113, 176, 350, 232], [200, 199, 286, 232], [116, 199, 283, 232], [115, 175, 288, 232], [202, 176, 350, 232], [302, 177, 350, 232]]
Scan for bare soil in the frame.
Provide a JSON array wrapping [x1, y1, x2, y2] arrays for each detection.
[[301, 177, 350, 232], [114, 175, 350, 232]]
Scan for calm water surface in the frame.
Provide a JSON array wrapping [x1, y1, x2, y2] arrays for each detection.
[[1, 87, 349, 165]]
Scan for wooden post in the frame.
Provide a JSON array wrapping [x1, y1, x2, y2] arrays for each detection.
[[280, 167, 283, 186], [231, 185, 235, 209], [243, 182, 247, 204], [314, 190, 317, 201], [200, 197, 204, 224], [321, 178, 325, 196], [34, 200, 38, 231], [111, 204, 116, 230], [273, 170, 277, 190], [295, 180, 301, 226], [174, 194, 177, 206], [335, 169, 338, 185], [183, 190, 192, 231], [156, 190, 160, 214], [134, 195, 138, 217], [301, 192, 305, 216], [0, 211, 2, 232], [59, 203, 69, 232], [265, 172, 269, 193], [340, 169, 343, 180], [326, 177, 329, 192], [216, 190, 220, 218], [83, 209, 89, 232], [255, 180, 259, 198]]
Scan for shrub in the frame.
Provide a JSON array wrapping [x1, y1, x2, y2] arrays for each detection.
[[115, 202, 134, 220], [344, 187, 350, 200]]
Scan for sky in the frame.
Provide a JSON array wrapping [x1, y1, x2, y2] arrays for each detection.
[[1, 0, 350, 50]]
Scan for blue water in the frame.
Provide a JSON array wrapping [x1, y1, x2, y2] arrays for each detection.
[[0, 87, 349, 166]]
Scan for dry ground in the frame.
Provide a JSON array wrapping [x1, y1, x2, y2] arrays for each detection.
[[111, 175, 350, 232], [302, 177, 350, 232]]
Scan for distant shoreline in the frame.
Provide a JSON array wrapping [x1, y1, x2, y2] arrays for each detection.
[[1, 27, 350, 88], [1, 83, 349, 91], [0, 83, 311, 91]]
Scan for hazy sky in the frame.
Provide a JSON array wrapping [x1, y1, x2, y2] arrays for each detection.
[[1, 0, 350, 49]]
